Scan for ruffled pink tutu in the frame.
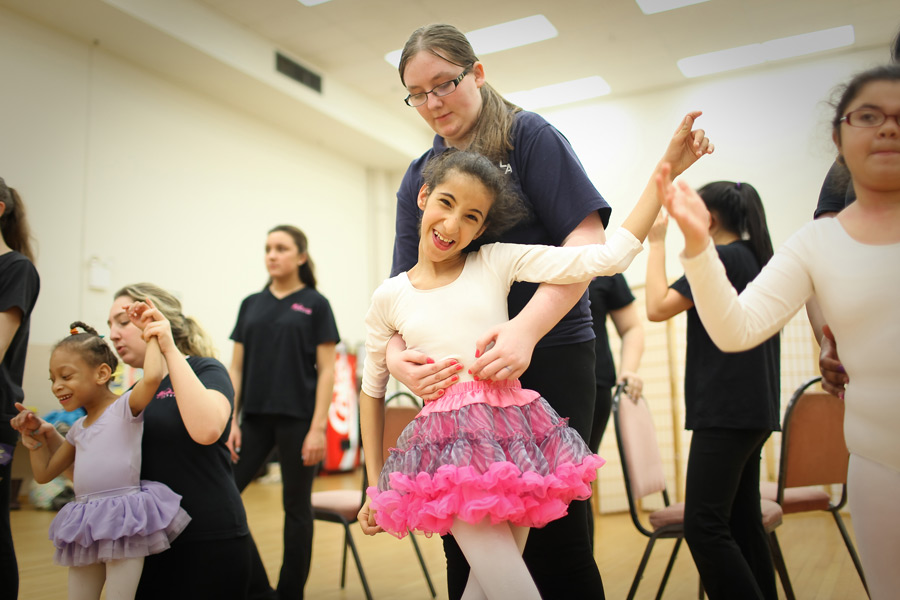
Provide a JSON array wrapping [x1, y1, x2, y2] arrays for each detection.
[[49, 480, 191, 567], [367, 380, 604, 538]]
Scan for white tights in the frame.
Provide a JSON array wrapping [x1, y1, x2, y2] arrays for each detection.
[[847, 454, 900, 600], [67, 557, 144, 600], [452, 518, 541, 600]]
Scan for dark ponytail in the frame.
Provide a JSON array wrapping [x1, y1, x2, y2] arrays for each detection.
[[268, 225, 316, 289], [54, 321, 119, 382], [0, 177, 36, 263], [698, 181, 774, 267]]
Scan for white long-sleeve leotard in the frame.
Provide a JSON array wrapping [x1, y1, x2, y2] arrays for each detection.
[[679, 217, 900, 471], [362, 228, 643, 399]]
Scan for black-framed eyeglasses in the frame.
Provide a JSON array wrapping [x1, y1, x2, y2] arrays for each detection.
[[840, 107, 900, 128], [404, 68, 471, 107]]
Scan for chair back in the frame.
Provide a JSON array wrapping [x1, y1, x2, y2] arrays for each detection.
[[779, 377, 849, 492], [613, 385, 668, 503], [383, 392, 422, 462]]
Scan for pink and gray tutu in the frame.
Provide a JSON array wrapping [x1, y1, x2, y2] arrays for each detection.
[[49, 481, 191, 567], [367, 380, 604, 538]]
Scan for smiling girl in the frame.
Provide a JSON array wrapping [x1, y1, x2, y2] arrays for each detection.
[[357, 110, 711, 599], [15, 308, 189, 600]]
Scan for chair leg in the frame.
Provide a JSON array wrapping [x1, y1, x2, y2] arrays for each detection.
[[628, 537, 658, 600], [340, 527, 348, 588], [656, 537, 682, 600], [831, 510, 870, 598], [343, 523, 374, 600], [768, 531, 795, 600], [409, 533, 437, 598]]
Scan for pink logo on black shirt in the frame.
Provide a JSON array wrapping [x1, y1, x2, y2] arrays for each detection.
[[291, 303, 312, 315], [155, 388, 175, 400]]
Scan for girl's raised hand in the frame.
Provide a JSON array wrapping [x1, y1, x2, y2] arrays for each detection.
[[661, 111, 714, 178], [657, 175, 711, 258], [648, 206, 670, 244]]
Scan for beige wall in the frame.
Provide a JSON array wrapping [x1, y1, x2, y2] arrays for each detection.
[[1, 7, 400, 414]]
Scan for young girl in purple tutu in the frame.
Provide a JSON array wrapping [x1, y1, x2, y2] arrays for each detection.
[[15, 302, 189, 600], [357, 112, 712, 599]]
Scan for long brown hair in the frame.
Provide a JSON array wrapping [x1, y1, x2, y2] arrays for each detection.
[[399, 24, 522, 163], [0, 177, 36, 262], [115, 283, 217, 358]]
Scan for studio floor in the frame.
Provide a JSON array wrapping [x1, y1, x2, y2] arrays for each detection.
[[11, 468, 868, 599]]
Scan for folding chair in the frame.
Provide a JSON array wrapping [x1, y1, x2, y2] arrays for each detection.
[[761, 376, 869, 597], [613, 385, 787, 600], [310, 391, 436, 599]]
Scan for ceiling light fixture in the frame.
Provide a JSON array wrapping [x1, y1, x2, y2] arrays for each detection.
[[384, 15, 558, 67], [635, 0, 710, 15], [297, 0, 333, 6], [505, 76, 611, 111], [678, 25, 855, 78]]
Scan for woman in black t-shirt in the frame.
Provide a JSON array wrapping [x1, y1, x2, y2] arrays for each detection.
[[16, 282, 251, 599], [0, 177, 40, 599], [646, 181, 781, 600], [227, 225, 339, 600]]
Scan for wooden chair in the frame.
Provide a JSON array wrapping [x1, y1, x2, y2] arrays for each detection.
[[761, 376, 869, 597], [310, 391, 436, 599], [613, 385, 789, 600]]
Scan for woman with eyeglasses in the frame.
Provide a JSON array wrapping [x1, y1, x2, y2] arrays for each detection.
[[658, 63, 900, 600], [385, 22, 711, 599]]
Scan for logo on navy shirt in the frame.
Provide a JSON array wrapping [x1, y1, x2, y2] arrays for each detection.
[[155, 388, 176, 400], [499, 161, 512, 175], [291, 303, 312, 315]]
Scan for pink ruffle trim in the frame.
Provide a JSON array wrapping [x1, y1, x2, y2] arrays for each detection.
[[419, 379, 540, 416], [367, 455, 604, 538]]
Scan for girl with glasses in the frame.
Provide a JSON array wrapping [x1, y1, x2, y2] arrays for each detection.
[[658, 64, 900, 600]]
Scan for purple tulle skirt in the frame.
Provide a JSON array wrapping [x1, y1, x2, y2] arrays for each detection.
[[367, 380, 604, 538], [49, 480, 191, 567]]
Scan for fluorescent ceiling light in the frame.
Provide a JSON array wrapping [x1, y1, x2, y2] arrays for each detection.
[[505, 76, 611, 111], [298, 0, 332, 6], [384, 15, 557, 67], [678, 25, 855, 78], [636, 0, 709, 15]]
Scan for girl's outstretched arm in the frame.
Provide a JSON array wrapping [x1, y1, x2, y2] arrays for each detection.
[[469, 113, 712, 382], [125, 301, 165, 416]]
